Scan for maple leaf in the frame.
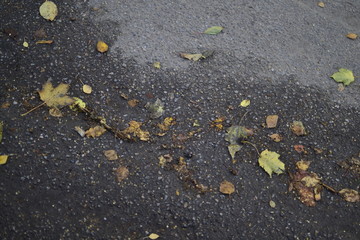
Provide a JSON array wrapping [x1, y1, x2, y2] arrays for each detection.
[[331, 68, 355, 86], [39, 81, 74, 108], [258, 149, 285, 177]]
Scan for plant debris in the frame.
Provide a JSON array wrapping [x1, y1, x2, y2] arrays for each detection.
[[104, 150, 118, 161], [266, 115, 279, 128], [145, 98, 164, 119], [219, 180, 235, 195], [39, 1, 58, 21], [331, 68, 355, 86], [203, 26, 223, 35], [258, 150, 285, 177], [290, 121, 306, 136], [115, 166, 129, 182], [85, 126, 106, 138]]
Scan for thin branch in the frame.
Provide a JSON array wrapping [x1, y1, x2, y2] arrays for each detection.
[[241, 140, 260, 156], [21, 102, 46, 116]]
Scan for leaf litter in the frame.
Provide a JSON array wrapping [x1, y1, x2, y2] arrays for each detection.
[[331, 68, 355, 86], [258, 150, 285, 177]]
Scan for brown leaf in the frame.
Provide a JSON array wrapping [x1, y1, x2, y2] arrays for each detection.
[[1, 102, 11, 109], [127, 99, 139, 107], [269, 133, 282, 142], [266, 115, 279, 128], [3, 28, 18, 39], [219, 180, 235, 195], [290, 121, 306, 136], [296, 160, 311, 171], [104, 150, 118, 161], [115, 166, 129, 182], [339, 189, 359, 202], [119, 121, 150, 141], [294, 145, 306, 153]]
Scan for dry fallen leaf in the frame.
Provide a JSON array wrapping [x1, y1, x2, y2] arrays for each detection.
[[145, 98, 164, 119], [266, 115, 279, 128], [0, 155, 8, 165], [115, 166, 129, 182], [317, 2, 325, 8], [339, 189, 359, 202], [210, 116, 226, 131], [296, 160, 311, 171], [294, 145, 306, 153], [219, 180, 235, 195], [97, 40, 109, 53], [85, 126, 106, 138], [239, 99, 250, 107], [180, 53, 203, 61], [127, 99, 139, 107], [269, 133, 282, 142], [1, 102, 10, 109], [158, 117, 176, 131], [158, 154, 173, 167], [39, 81, 74, 108], [82, 84, 92, 94], [119, 121, 150, 141], [104, 150, 118, 161], [153, 62, 161, 69], [346, 33, 358, 40], [290, 121, 306, 136], [148, 233, 160, 240], [74, 126, 85, 137], [39, 1, 58, 21]]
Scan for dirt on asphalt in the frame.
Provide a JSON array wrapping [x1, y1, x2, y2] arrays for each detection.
[[1, 0, 359, 239]]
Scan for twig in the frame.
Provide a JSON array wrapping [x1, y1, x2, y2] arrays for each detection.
[[238, 111, 249, 125], [21, 102, 46, 116], [321, 182, 337, 193], [241, 140, 260, 156]]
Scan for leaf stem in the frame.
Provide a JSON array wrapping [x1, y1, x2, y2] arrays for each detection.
[[21, 102, 46, 116], [241, 140, 260, 156], [321, 182, 337, 193]]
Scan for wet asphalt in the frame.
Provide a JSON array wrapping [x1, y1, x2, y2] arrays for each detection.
[[0, 0, 359, 239]]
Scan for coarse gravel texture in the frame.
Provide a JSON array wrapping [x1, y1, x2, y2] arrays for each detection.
[[1, 0, 359, 239]]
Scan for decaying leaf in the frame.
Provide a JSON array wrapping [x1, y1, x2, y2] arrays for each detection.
[[225, 125, 253, 144], [74, 126, 85, 137], [269, 133, 282, 142], [0, 155, 8, 165], [39, 1, 58, 21], [239, 99, 250, 107], [153, 62, 161, 69], [49, 107, 63, 117], [148, 233, 160, 240], [219, 180, 235, 195], [290, 121, 306, 136], [210, 116, 226, 131], [115, 166, 129, 182], [294, 145, 306, 153], [180, 53, 203, 61], [158, 117, 176, 131], [85, 126, 106, 138], [331, 68, 355, 86], [127, 99, 139, 107], [39, 81, 74, 108], [145, 98, 164, 119], [97, 40, 109, 53], [346, 33, 358, 40], [36, 40, 53, 44], [119, 121, 150, 141], [228, 144, 242, 161], [296, 160, 311, 171], [1, 102, 10, 109], [339, 189, 359, 202], [258, 149, 285, 177], [104, 150, 118, 161], [266, 115, 279, 128], [290, 161, 323, 206], [204, 26, 223, 35], [158, 154, 173, 167], [70, 97, 86, 111], [82, 84, 92, 94]]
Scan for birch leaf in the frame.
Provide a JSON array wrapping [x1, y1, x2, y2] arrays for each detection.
[[258, 149, 285, 177], [204, 26, 223, 35], [39, 1, 58, 21]]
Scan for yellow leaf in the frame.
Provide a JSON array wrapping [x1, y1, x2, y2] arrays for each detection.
[[85, 126, 106, 138], [219, 180, 235, 195], [153, 62, 161, 69], [180, 53, 203, 61], [97, 41, 109, 53], [296, 160, 311, 171], [258, 149, 285, 177], [0, 155, 8, 165], [148, 233, 160, 240], [339, 189, 359, 202], [346, 33, 358, 40], [228, 144, 242, 160], [120, 121, 150, 141], [301, 175, 320, 187], [70, 97, 86, 111], [36, 40, 53, 44], [158, 117, 176, 131], [240, 99, 250, 107], [290, 121, 306, 136], [104, 150, 118, 161], [23, 41, 29, 48], [38, 81, 74, 108], [317, 2, 325, 8], [128, 99, 139, 107], [39, 1, 58, 21], [82, 84, 92, 94], [269, 200, 276, 208]]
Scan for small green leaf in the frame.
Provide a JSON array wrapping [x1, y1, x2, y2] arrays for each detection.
[[331, 68, 355, 86], [204, 26, 223, 35], [180, 53, 203, 61]]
